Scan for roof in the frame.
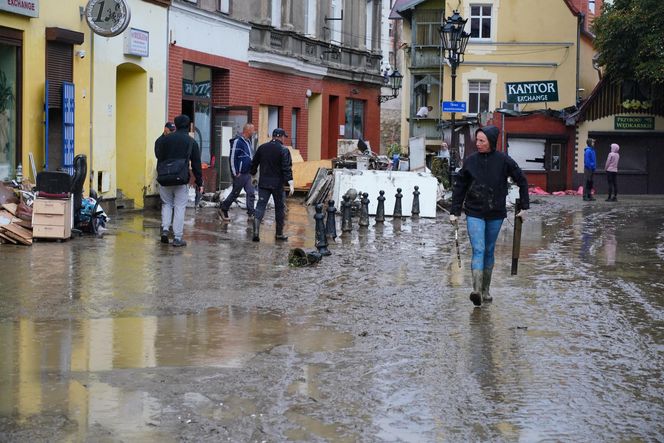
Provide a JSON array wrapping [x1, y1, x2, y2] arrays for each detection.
[[389, 0, 427, 19]]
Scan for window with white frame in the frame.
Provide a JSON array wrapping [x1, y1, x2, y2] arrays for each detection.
[[330, 0, 341, 44], [470, 4, 492, 39], [272, 0, 281, 28], [218, 0, 229, 14], [366, 0, 374, 50], [305, 0, 317, 36], [589, 0, 596, 14], [468, 80, 490, 114]]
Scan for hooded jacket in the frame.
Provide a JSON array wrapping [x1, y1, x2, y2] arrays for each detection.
[[451, 125, 530, 220], [584, 144, 596, 171], [605, 143, 620, 172], [155, 128, 203, 188]]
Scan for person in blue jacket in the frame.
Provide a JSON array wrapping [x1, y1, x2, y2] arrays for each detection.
[[450, 125, 529, 307], [583, 138, 596, 201], [219, 123, 256, 221]]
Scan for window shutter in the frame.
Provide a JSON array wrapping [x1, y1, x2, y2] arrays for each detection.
[[46, 42, 73, 108], [62, 82, 75, 174]]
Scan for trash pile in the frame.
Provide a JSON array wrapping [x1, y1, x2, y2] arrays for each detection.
[[0, 181, 35, 245]]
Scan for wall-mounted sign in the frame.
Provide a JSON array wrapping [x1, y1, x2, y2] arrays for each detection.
[[615, 116, 655, 130], [85, 0, 131, 37], [442, 101, 467, 113], [182, 80, 211, 98], [0, 0, 39, 18], [505, 81, 559, 104], [124, 28, 149, 57]]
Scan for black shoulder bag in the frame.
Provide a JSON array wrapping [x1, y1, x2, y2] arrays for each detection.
[[157, 138, 193, 186]]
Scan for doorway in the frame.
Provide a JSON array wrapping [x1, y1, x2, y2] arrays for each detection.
[[212, 106, 252, 190], [116, 63, 147, 208]]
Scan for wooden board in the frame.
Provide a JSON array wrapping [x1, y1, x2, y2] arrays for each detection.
[[1, 203, 17, 216], [0, 231, 17, 244], [293, 160, 332, 190], [286, 146, 304, 163], [0, 228, 31, 245], [3, 223, 33, 241]]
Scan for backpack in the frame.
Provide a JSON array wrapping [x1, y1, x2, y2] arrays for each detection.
[[157, 138, 193, 186]]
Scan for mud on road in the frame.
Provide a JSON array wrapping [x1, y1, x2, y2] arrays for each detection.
[[1, 196, 663, 441]]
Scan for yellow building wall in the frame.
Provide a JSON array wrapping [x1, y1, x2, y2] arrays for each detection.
[[1, 1, 91, 187], [91, 0, 169, 206], [306, 93, 323, 161], [575, 114, 664, 173]]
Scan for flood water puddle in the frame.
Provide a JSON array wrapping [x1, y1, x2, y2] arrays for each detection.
[[0, 307, 353, 428]]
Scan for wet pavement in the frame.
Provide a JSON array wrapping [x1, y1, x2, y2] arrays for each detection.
[[1, 196, 663, 441]]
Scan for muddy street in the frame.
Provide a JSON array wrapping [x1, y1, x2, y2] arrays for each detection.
[[1, 196, 663, 442]]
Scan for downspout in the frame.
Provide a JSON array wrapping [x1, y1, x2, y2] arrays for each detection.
[[89, 34, 94, 191], [166, 5, 170, 121], [575, 12, 584, 105]]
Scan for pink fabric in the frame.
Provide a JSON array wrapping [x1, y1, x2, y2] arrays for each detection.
[[529, 186, 550, 195], [605, 143, 620, 172]]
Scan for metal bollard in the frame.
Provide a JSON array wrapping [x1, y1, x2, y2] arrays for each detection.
[[393, 188, 403, 218], [411, 185, 420, 217], [359, 192, 370, 227], [325, 200, 337, 240], [314, 203, 331, 256], [375, 190, 386, 223], [341, 194, 353, 233]]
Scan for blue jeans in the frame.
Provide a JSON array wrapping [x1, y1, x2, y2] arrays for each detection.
[[467, 216, 503, 270], [220, 173, 255, 215]]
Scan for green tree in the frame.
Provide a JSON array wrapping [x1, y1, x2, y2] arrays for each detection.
[[592, 0, 664, 84]]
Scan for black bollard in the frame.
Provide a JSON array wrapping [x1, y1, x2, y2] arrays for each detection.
[[341, 194, 353, 233], [376, 190, 386, 223], [359, 192, 370, 227], [393, 188, 403, 218], [411, 186, 420, 217], [314, 203, 331, 256], [325, 200, 337, 240]]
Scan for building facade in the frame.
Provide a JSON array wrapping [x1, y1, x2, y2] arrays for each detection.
[[1, 0, 91, 185], [391, 0, 602, 191], [164, 0, 385, 199]]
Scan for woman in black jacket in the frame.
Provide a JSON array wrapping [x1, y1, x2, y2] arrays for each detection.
[[449, 126, 529, 306]]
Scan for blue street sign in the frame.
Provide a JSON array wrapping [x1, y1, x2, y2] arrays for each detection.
[[442, 101, 467, 112]]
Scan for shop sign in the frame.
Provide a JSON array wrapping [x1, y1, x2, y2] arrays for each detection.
[[124, 28, 149, 57], [85, 0, 131, 37], [182, 80, 211, 98], [0, 0, 39, 18], [614, 116, 655, 130], [505, 81, 559, 104]]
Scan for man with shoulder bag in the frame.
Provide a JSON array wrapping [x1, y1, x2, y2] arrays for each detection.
[[155, 114, 203, 247]]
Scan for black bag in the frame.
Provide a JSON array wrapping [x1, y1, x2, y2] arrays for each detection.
[[157, 139, 193, 186]]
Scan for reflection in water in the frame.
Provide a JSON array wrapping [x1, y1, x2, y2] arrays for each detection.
[[0, 307, 352, 439]]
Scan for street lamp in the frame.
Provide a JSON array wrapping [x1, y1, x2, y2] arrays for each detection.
[[379, 70, 403, 104], [439, 11, 470, 177]]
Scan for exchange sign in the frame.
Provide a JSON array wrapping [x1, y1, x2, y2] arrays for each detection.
[[505, 81, 559, 104]]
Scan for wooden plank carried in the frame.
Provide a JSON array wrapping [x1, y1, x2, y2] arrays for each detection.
[[1, 203, 17, 216]]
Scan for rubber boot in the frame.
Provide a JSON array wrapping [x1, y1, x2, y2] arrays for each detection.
[[481, 267, 493, 303], [252, 218, 260, 242], [470, 269, 483, 307]]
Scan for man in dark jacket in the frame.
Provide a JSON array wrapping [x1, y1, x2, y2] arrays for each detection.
[[219, 123, 256, 221], [450, 125, 529, 306], [250, 128, 294, 242], [155, 114, 203, 247]]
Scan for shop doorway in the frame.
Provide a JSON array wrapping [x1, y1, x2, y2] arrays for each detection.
[[116, 63, 147, 208], [212, 106, 252, 190]]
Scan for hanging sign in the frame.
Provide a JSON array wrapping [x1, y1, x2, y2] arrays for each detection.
[[505, 81, 559, 104], [0, 0, 39, 17], [85, 0, 131, 37]]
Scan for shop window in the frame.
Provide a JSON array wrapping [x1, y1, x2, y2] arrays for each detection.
[[468, 80, 490, 114], [507, 138, 545, 171], [268, 106, 281, 136], [182, 63, 212, 163], [344, 99, 364, 140], [470, 4, 492, 40], [0, 41, 18, 180]]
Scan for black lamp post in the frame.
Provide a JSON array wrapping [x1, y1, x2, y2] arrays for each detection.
[[439, 11, 470, 178], [379, 70, 403, 104]]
